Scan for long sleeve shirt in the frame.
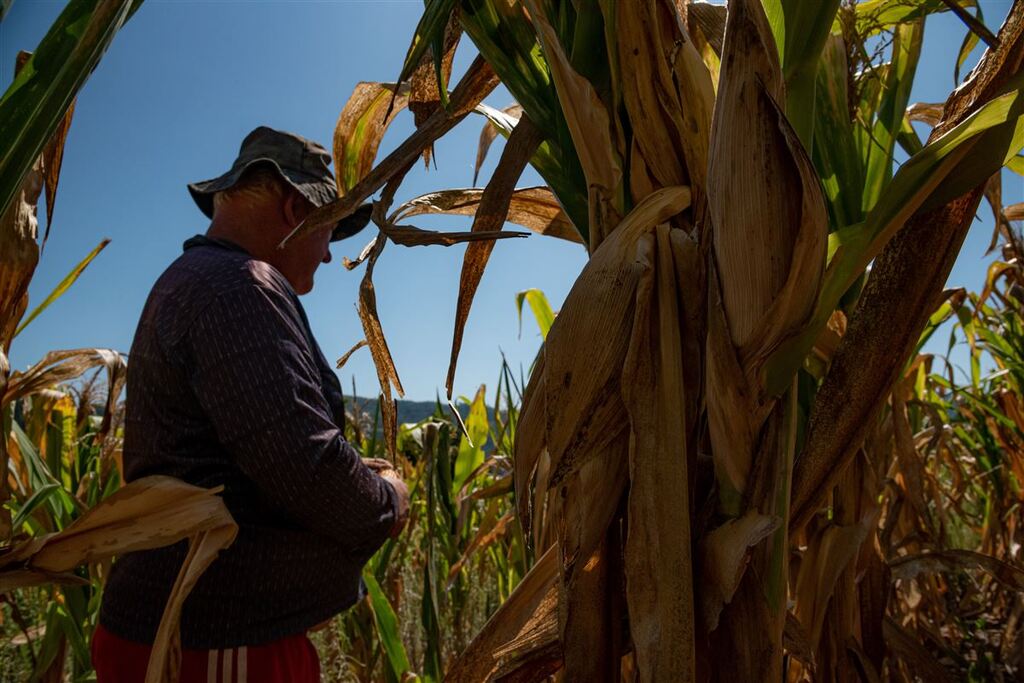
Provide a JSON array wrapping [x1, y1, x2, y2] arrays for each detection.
[[99, 235, 397, 649]]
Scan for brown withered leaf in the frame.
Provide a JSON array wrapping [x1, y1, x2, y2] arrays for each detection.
[[792, 520, 870, 654], [332, 82, 410, 195], [889, 548, 1024, 592], [392, 186, 582, 244], [688, 2, 726, 56], [4, 348, 123, 406], [0, 476, 237, 683], [697, 511, 779, 632], [906, 101, 944, 126], [409, 6, 461, 167], [380, 221, 526, 247], [445, 114, 543, 398], [335, 340, 368, 370], [0, 155, 42, 353], [41, 99, 76, 244], [446, 547, 560, 682], [883, 617, 956, 683], [284, 56, 499, 245], [514, 350, 546, 538], [474, 104, 523, 186], [539, 187, 691, 491], [621, 225, 695, 682], [356, 232, 404, 460]]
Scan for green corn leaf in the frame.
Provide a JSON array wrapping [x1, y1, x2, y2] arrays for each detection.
[[0, 0, 139, 219], [954, 2, 984, 85], [397, 0, 457, 84], [763, 0, 841, 147], [515, 288, 555, 340], [9, 482, 60, 532], [813, 35, 865, 229], [454, 385, 488, 490], [766, 76, 1024, 394], [14, 238, 110, 338], [363, 571, 414, 681], [850, 0, 977, 36], [11, 422, 74, 525], [862, 20, 923, 212]]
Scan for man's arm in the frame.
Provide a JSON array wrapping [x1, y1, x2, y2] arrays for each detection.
[[185, 273, 399, 552]]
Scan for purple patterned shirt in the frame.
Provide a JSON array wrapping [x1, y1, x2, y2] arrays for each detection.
[[100, 235, 397, 649]]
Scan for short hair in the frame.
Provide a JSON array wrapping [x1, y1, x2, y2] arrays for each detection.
[[212, 165, 287, 216]]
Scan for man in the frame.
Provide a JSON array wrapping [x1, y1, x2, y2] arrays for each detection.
[[93, 126, 409, 682]]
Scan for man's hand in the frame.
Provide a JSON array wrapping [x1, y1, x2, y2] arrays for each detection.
[[361, 458, 408, 537], [380, 471, 409, 538]]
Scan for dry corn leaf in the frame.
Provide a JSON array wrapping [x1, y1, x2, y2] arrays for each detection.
[[883, 617, 955, 683], [621, 225, 695, 682], [688, 1, 726, 56], [380, 221, 526, 247], [889, 548, 1024, 592], [40, 99, 75, 243], [473, 104, 523, 186], [4, 348, 123, 406], [792, 520, 870, 653], [284, 56, 499, 244], [0, 476, 237, 682], [697, 510, 779, 632], [558, 525, 623, 681], [616, 2, 693, 190], [409, 6, 462, 167], [445, 114, 543, 398], [392, 186, 582, 243], [514, 349, 546, 537], [0, 153, 41, 353], [335, 340, 368, 370], [332, 82, 410, 195], [906, 101, 944, 126], [356, 233, 404, 459], [446, 546, 559, 682], [538, 187, 691, 492]]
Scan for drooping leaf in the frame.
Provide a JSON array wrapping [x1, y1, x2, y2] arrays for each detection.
[[0, 0, 138, 219], [445, 114, 543, 398], [392, 186, 583, 243], [363, 571, 413, 679], [515, 288, 555, 340], [332, 82, 410, 195], [14, 238, 109, 338]]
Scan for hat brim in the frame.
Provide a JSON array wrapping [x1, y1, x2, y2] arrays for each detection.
[[187, 158, 373, 242]]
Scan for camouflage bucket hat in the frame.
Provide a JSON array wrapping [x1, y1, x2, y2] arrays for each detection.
[[187, 126, 372, 242]]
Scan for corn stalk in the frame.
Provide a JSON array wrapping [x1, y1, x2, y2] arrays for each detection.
[[293, 0, 1024, 679]]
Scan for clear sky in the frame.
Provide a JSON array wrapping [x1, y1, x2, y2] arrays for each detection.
[[2, 1, 1020, 402]]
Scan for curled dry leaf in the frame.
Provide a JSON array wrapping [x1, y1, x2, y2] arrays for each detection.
[[0, 476, 237, 683], [889, 548, 1024, 592], [445, 547, 559, 683], [284, 56, 499, 245], [697, 511, 779, 632], [530, 187, 692, 494], [332, 82, 410, 195], [906, 101, 945, 127], [409, 7, 462, 166], [4, 348, 124, 406], [336, 339, 368, 370], [392, 186, 583, 244], [621, 225, 695, 682], [445, 114, 543, 398]]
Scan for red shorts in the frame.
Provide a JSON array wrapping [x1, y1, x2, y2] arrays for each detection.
[[91, 624, 320, 683]]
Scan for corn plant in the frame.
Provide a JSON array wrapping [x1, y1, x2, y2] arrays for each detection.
[[280, 0, 1024, 680]]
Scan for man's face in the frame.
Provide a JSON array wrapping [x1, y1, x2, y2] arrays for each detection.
[[278, 192, 332, 295]]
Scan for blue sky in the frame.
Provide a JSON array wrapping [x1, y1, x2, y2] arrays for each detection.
[[2, 1, 1021, 402]]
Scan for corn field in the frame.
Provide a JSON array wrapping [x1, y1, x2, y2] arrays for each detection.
[[4, 0, 1024, 681]]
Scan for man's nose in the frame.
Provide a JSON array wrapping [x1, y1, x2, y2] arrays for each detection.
[[322, 248, 332, 264]]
